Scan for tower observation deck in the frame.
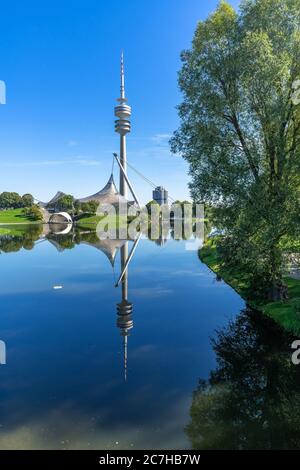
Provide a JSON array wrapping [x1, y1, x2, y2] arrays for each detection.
[[114, 53, 132, 199]]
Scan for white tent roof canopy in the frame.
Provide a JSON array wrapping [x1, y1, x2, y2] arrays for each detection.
[[78, 174, 131, 205], [38, 174, 135, 209]]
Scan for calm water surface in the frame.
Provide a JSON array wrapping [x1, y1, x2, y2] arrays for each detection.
[[0, 226, 298, 449]]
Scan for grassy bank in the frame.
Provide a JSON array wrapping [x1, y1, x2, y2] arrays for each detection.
[[75, 214, 105, 228], [0, 208, 39, 224], [200, 238, 300, 335], [75, 213, 132, 231]]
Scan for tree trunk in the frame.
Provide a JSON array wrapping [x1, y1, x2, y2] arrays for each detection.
[[267, 281, 288, 301]]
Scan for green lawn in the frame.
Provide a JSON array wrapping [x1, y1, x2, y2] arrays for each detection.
[[0, 208, 37, 224], [75, 214, 104, 227], [75, 213, 131, 230], [200, 238, 300, 335]]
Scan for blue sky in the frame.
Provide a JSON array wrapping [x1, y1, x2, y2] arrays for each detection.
[[0, 0, 240, 204]]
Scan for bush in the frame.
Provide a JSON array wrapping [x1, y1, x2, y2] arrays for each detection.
[[23, 205, 43, 221]]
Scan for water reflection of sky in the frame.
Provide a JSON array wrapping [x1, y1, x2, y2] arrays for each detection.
[[0, 235, 244, 449]]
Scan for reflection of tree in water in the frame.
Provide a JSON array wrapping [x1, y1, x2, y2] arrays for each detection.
[[47, 232, 76, 250], [48, 226, 200, 251], [187, 308, 300, 449], [0, 220, 205, 255], [0, 225, 43, 253], [47, 230, 126, 252]]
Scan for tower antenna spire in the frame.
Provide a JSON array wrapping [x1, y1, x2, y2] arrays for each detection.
[[120, 51, 125, 100]]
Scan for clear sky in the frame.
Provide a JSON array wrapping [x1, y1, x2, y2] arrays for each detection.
[[0, 0, 240, 204]]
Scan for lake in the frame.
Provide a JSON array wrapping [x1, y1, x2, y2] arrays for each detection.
[[0, 225, 298, 449]]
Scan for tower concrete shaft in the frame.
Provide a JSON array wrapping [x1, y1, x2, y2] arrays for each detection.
[[116, 242, 133, 382], [114, 52, 131, 198]]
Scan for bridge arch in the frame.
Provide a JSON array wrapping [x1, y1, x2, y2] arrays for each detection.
[[49, 212, 73, 225]]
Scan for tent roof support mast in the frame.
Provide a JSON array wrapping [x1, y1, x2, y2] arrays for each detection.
[[113, 153, 140, 208]]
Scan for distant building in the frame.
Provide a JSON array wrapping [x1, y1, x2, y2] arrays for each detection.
[[153, 186, 168, 205]]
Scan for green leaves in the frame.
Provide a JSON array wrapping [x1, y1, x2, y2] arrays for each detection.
[[172, 0, 300, 296], [0, 192, 34, 209]]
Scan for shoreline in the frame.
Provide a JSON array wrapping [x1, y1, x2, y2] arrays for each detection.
[[200, 238, 300, 336]]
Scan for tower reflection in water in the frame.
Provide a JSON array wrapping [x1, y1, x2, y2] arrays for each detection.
[[0, 223, 165, 379], [116, 242, 133, 382], [115, 234, 141, 382], [44, 224, 141, 382], [42, 221, 200, 381], [0, 340, 6, 365]]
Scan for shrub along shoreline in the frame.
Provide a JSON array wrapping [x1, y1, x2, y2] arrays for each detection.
[[200, 238, 300, 336]]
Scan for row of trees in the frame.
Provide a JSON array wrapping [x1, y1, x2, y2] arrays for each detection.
[[0, 192, 34, 209], [171, 0, 300, 300], [145, 199, 195, 214], [52, 196, 195, 217]]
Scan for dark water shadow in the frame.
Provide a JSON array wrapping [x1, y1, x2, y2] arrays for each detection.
[[186, 307, 300, 449]]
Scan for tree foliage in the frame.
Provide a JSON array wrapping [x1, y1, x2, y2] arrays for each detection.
[[0, 192, 34, 209], [171, 0, 300, 298], [21, 193, 34, 207], [55, 194, 75, 212], [23, 205, 43, 221], [146, 200, 160, 214], [80, 200, 99, 214]]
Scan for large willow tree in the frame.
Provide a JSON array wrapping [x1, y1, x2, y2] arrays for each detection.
[[171, 0, 300, 299]]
